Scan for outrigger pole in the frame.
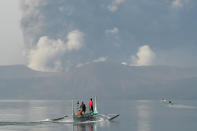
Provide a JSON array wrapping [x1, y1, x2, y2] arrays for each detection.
[[94, 96, 98, 114], [72, 99, 75, 116]]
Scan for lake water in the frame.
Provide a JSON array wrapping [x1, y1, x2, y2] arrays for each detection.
[[0, 99, 197, 131]]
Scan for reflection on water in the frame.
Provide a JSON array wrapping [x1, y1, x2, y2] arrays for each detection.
[[74, 123, 96, 131], [0, 100, 197, 131], [73, 119, 110, 131], [137, 100, 151, 131], [26, 100, 48, 121]]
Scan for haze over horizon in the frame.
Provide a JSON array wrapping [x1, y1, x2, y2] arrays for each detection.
[[0, 0, 197, 71], [1, 2, 197, 131]]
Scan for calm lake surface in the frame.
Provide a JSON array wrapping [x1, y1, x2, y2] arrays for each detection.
[[0, 99, 197, 131]]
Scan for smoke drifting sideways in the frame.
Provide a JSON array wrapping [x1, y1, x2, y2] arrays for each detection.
[[20, 0, 86, 72], [20, 0, 191, 72], [20, 0, 125, 72], [20, 0, 156, 72], [28, 30, 84, 72], [121, 45, 156, 66]]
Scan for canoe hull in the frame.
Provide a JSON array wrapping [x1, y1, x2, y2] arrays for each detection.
[[73, 113, 98, 122]]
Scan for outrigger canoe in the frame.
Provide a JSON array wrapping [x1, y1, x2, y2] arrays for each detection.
[[50, 97, 119, 122]]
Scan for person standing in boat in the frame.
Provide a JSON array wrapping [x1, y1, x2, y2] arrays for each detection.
[[88, 98, 94, 112], [76, 101, 80, 110], [80, 101, 86, 114]]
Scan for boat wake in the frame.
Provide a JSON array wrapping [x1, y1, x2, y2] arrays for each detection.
[[161, 100, 197, 110], [0, 121, 44, 126], [168, 104, 197, 109], [0, 115, 106, 126], [41, 113, 118, 124]]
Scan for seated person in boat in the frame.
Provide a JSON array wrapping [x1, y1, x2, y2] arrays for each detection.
[[77, 109, 82, 115]]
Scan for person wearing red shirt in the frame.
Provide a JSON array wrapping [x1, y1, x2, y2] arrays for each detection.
[[88, 98, 94, 112]]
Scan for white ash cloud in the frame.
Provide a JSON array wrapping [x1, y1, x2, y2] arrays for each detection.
[[76, 57, 108, 68], [28, 30, 84, 72], [20, 0, 197, 70], [66, 30, 84, 51], [131, 45, 156, 66], [92, 57, 108, 63], [20, 0, 86, 72], [20, 0, 47, 47], [121, 62, 128, 66]]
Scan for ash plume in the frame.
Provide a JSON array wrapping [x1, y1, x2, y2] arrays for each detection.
[[20, 0, 196, 71], [131, 45, 156, 66], [28, 30, 84, 72]]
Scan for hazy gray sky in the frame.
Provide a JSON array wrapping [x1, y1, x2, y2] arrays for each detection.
[[0, 0, 197, 71], [0, 0, 24, 65]]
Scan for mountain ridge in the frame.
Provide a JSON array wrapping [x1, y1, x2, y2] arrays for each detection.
[[0, 63, 197, 100]]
